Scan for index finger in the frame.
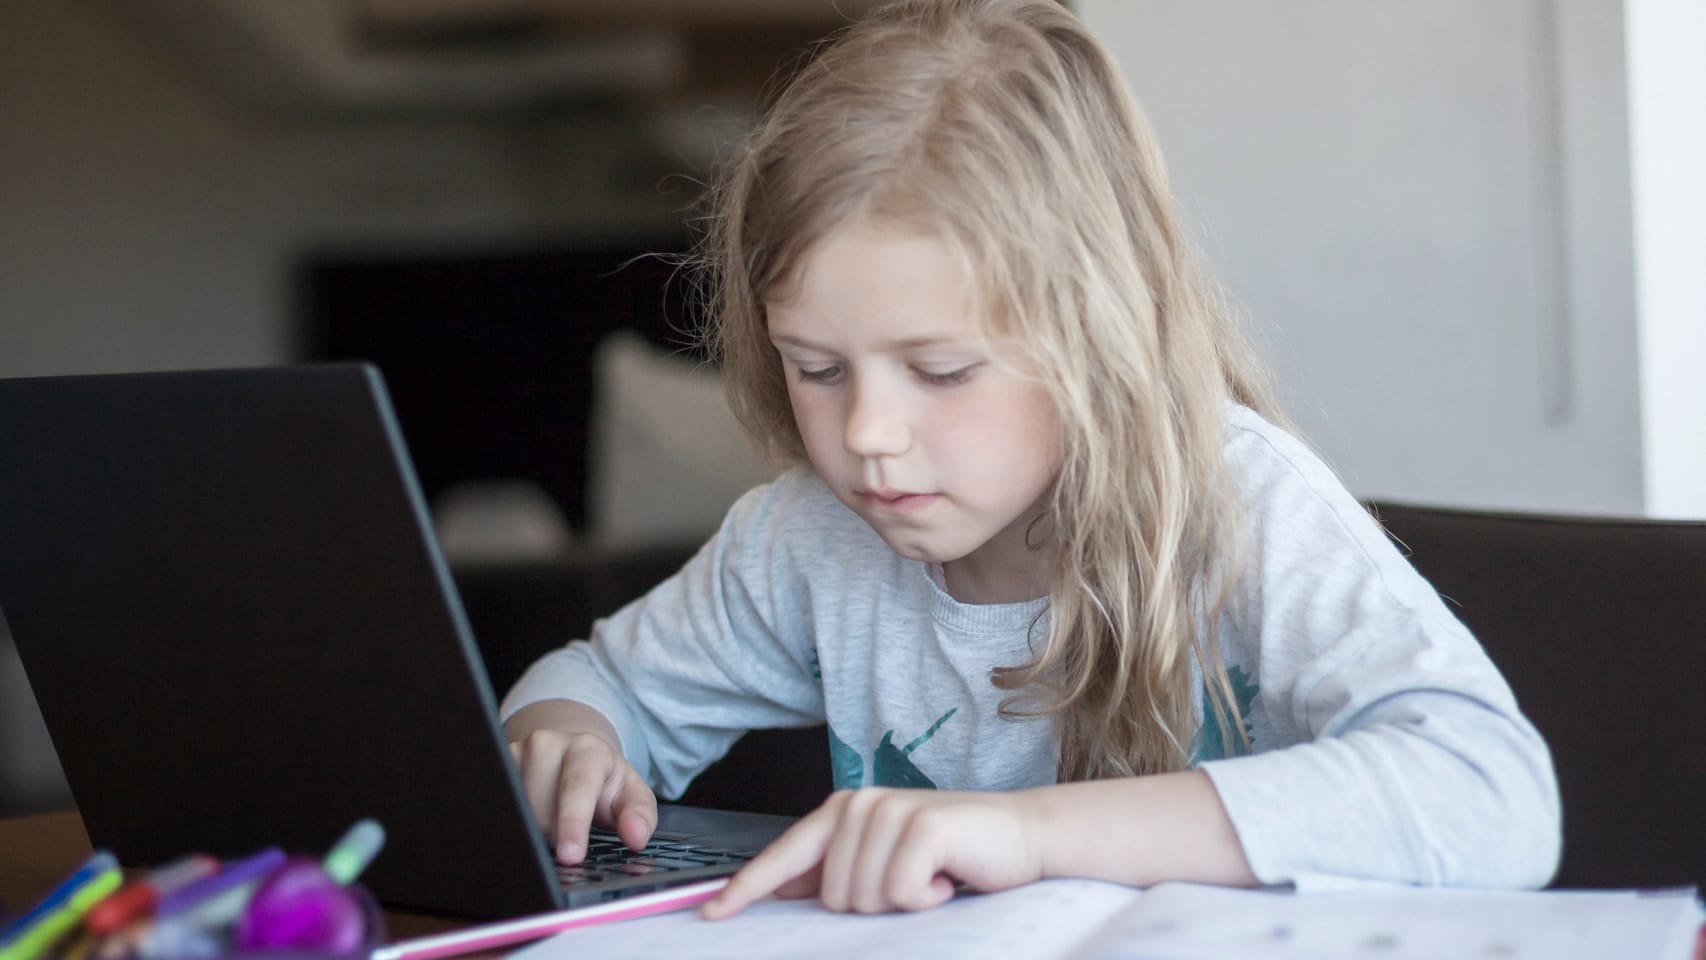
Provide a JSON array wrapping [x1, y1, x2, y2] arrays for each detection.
[[552, 747, 620, 862], [700, 815, 834, 919], [609, 774, 660, 851]]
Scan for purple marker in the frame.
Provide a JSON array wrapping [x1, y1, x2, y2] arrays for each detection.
[[154, 848, 286, 925], [139, 848, 287, 960]]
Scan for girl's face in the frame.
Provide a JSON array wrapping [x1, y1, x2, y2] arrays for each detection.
[[766, 222, 1062, 602]]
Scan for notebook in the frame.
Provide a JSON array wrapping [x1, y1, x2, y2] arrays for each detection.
[[0, 364, 795, 919], [507, 878, 1706, 960]]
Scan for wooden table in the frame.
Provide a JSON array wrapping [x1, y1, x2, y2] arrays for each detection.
[[0, 809, 460, 944], [0, 810, 95, 917]]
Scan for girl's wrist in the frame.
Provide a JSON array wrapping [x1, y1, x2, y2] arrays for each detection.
[[1009, 773, 1257, 889], [1011, 783, 1077, 882]]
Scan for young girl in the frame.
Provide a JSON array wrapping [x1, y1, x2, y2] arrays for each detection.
[[501, 0, 1560, 918]]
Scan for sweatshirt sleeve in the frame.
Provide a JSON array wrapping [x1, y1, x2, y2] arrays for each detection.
[[1198, 412, 1562, 889], [499, 472, 827, 799]]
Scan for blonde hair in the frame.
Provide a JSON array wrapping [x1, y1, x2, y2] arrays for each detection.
[[699, 0, 1287, 778]]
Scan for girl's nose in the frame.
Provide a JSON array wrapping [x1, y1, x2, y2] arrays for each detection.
[[843, 377, 910, 458]]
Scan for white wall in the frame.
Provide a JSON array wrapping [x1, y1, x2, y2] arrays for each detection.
[[1080, 0, 1654, 516], [1626, 0, 1706, 519]]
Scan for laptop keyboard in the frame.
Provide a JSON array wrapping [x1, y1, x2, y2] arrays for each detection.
[[556, 828, 757, 885]]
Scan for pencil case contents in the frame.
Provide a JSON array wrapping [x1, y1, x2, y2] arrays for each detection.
[[0, 819, 386, 960]]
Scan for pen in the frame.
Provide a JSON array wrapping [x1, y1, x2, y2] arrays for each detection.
[[136, 919, 220, 960], [84, 854, 219, 936], [137, 848, 285, 960], [0, 852, 118, 944], [153, 847, 285, 924], [0, 861, 122, 960], [322, 819, 385, 886], [369, 878, 730, 960], [91, 918, 153, 960]]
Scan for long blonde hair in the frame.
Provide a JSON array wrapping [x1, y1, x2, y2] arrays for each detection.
[[699, 0, 1286, 778]]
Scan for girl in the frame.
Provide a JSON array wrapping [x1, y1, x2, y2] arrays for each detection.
[[502, 0, 1561, 918]]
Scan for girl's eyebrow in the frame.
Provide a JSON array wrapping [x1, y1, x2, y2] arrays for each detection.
[[769, 332, 966, 351]]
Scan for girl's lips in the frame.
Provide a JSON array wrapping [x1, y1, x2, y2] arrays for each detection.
[[862, 490, 938, 512]]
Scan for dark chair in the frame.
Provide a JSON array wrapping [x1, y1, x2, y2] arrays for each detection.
[[1369, 501, 1706, 889]]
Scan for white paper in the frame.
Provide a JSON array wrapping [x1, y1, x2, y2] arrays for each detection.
[[1076, 883, 1704, 960], [506, 880, 1703, 960], [506, 879, 1138, 960]]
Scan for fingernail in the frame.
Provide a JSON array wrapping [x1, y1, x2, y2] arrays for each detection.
[[558, 842, 581, 861]]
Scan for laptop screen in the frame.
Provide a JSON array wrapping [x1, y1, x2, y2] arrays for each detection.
[[0, 365, 562, 918]]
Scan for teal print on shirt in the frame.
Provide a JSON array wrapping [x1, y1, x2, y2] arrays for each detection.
[[828, 724, 864, 788], [1191, 665, 1259, 764], [827, 708, 959, 789]]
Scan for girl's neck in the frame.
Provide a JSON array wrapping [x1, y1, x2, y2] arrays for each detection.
[[938, 494, 1056, 605], [939, 551, 1050, 605]]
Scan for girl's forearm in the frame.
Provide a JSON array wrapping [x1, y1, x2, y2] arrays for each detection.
[[502, 698, 621, 747], [1018, 770, 1258, 888]]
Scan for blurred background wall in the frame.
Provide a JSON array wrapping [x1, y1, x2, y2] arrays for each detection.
[[2, 0, 1700, 815], [1082, 0, 1702, 522]]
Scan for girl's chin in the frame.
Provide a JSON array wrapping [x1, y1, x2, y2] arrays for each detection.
[[874, 534, 963, 566]]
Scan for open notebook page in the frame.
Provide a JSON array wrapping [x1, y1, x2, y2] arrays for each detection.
[[1072, 882, 1704, 960], [508, 879, 1702, 960], [507, 879, 1140, 960]]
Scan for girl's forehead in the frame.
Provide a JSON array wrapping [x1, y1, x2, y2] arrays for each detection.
[[764, 241, 1030, 365], [777, 220, 975, 300], [771, 226, 967, 314]]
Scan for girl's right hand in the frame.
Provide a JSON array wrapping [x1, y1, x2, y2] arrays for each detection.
[[505, 703, 658, 863]]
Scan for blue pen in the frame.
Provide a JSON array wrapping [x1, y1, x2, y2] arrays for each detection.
[[0, 852, 119, 945], [0, 862, 122, 960]]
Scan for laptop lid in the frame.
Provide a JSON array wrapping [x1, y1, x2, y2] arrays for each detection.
[[0, 364, 759, 919]]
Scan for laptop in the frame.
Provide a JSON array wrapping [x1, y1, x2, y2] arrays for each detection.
[[0, 364, 795, 918]]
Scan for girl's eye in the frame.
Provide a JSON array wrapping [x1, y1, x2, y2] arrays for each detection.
[[917, 367, 975, 387], [795, 365, 843, 384]]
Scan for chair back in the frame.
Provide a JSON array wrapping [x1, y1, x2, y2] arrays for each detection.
[[1370, 501, 1705, 889]]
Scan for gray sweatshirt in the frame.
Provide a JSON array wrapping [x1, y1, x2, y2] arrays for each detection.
[[501, 406, 1561, 889]]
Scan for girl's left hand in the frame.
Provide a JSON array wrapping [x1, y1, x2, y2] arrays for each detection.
[[700, 787, 1044, 918]]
